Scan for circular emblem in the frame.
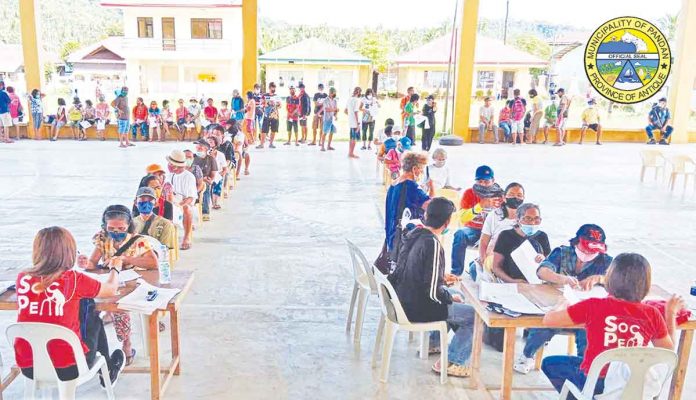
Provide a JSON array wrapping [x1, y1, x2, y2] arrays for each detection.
[[584, 16, 671, 104]]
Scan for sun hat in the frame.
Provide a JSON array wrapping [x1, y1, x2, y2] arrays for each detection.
[[166, 150, 187, 167], [145, 163, 165, 175]]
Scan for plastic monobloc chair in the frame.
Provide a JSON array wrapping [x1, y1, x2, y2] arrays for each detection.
[[6, 322, 115, 400], [667, 155, 696, 193], [345, 240, 378, 346], [639, 149, 666, 182]]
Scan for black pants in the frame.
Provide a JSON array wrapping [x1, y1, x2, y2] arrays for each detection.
[[406, 125, 416, 144], [22, 307, 116, 381], [422, 127, 435, 151], [361, 121, 375, 142]]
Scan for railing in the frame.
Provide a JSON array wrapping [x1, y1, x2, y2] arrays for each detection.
[[119, 37, 238, 54]]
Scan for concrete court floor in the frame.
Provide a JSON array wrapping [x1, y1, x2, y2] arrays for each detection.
[[0, 139, 696, 399]]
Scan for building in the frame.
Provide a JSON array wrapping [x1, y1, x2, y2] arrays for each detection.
[[67, 37, 127, 101], [100, 0, 244, 99], [259, 38, 371, 100], [0, 44, 59, 92], [394, 35, 548, 98]]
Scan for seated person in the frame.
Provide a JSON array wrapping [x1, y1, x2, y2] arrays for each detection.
[[377, 124, 399, 161], [514, 224, 613, 374], [133, 187, 177, 252], [579, 98, 602, 145], [133, 174, 173, 221], [478, 96, 498, 144], [421, 148, 461, 191], [167, 150, 199, 250], [79, 205, 158, 366], [491, 203, 551, 282], [451, 165, 502, 276], [384, 136, 412, 180], [541, 253, 684, 396], [389, 198, 475, 378], [541, 96, 558, 145], [17, 226, 125, 387], [645, 97, 673, 145], [498, 100, 512, 143]]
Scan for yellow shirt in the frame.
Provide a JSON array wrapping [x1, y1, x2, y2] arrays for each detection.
[[581, 107, 600, 125]]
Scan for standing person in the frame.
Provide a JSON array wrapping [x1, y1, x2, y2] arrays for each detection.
[[478, 97, 498, 144], [403, 93, 420, 145], [111, 86, 131, 147], [579, 98, 602, 145], [203, 98, 218, 124], [554, 88, 570, 146], [161, 99, 173, 141], [95, 96, 110, 141], [541, 95, 558, 145], [233, 123, 251, 177], [320, 87, 338, 152], [131, 97, 148, 142], [421, 95, 437, 151], [284, 86, 300, 146], [400, 86, 415, 127], [527, 89, 543, 143], [67, 98, 83, 141], [165, 150, 197, 250], [231, 90, 244, 122], [81, 99, 96, 140], [252, 83, 264, 137], [175, 99, 187, 141], [27, 89, 44, 139], [7, 86, 23, 140], [259, 82, 280, 149], [360, 88, 379, 150], [192, 139, 218, 222], [147, 101, 162, 142], [298, 83, 311, 144], [646, 97, 673, 145], [0, 80, 13, 143], [310, 83, 327, 146], [510, 89, 527, 145], [50, 98, 67, 142], [217, 100, 231, 124], [243, 91, 256, 144], [346, 86, 362, 158]]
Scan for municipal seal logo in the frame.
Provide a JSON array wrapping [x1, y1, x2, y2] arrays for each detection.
[[584, 17, 671, 104]]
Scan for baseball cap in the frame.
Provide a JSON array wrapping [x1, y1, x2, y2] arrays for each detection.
[[146, 163, 165, 175], [399, 136, 412, 150], [298, 82, 305, 89], [193, 139, 211, 149], [318, 83, 324, 89], [136, 187, 157, 199], [475, 165, 494, 181], [574, 224, 607, 253]]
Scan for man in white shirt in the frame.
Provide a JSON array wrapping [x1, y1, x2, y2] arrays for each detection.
[[165, 150, 197, 250], [346, 86, 362, 159], [478, 97, 498, 144]]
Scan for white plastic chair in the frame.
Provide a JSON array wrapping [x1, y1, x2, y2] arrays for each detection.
[[639, 150, 666, 183], [372, 271, 448, 384], [345, 240, 377, 346], [559, 347, 677, 400], [667, 155, 696, 193], [6, 322, 115, 400]]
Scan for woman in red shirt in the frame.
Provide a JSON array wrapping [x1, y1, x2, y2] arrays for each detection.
[[541, 253, 684, 395], [15, 227, 125, 387], [131, 97, 149, 141]]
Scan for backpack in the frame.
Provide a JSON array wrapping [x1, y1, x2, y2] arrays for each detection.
[[511, 98, 525, 121]]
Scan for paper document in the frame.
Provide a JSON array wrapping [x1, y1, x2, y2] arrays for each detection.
[[510, 240, 543, 284], [96, 120, 106, 130], [118, 279, 180, 314], [79, 121, 92, 129], [479, 281, 543, 315], [414, 114, 430, 129], [563, 285, 608, 305], [0, 281, 14, 296], [78, 268, 141, 284]]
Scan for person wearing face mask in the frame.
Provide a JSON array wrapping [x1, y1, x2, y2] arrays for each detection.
[[421, 148, 459, 191], [133, 174, 174, 221], [319, 87, 338, 151], [192, 140, 218, 221], [309, 83, 327, 146], [132, 187, 177, 252], [81, 205, 158, 365], [420, 95, 437, 151], [491, 203, 551, 283], [166, 150, 198, 250], [187, 97, 202, 136], [388, 197, 476, 378], [512, 224, 613, 375], [579, 98, 602, 145], [360, 88, 379, 150], [527, 89, 543, 143]]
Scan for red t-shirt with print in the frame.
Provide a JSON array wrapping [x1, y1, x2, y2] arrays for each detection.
[[567, 296, 669, 374], [14, 270, 101, 369], [204, 106, 218, 121], [459, 188, 484, 229]]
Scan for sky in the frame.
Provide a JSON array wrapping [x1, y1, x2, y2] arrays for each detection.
[[259, 0, 682, 30]]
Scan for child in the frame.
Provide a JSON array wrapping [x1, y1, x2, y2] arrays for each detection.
[[244, 91, 256, 144], [541, 96, 558, 145], [161, 100, 173, 141], [384, 136, 412, 180], [95, 96, 110, 141], [67, 98, 83, 140], [579, 98, 602, 145], [148, 101, 162, 142], [498, 101, 512, 143], [175, 99, 187, 141], [541, 253, 684, 396], [50, 98, 67, 141], [81, 99, 96, 141], [218, 100, 231, 123]]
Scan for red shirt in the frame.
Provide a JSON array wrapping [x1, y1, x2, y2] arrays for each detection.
[[567, 297, 669, 374], [15, 270, 101, 369], [286, 95, 300, 121], [175, 106, 187, 120], [204, 106, 218, 121], [460, 188, 484, 229], [132, 104, 148, 121]]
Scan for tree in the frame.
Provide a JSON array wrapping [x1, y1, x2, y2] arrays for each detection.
[[60, 41, 82, 61], [658, 13, 679, 42], [355, 31, 390, 74], [511, 33, 552, 59]]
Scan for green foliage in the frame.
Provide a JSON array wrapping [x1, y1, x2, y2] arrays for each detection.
[[60, 41, 81, 61], [354, 31, 389, 73], [511, 33, 552, 59], [658, 13, 679, 41]]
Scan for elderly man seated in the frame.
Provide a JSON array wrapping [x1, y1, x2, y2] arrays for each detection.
[[133, 187, 177, 253], [165, 150, 198, 250]]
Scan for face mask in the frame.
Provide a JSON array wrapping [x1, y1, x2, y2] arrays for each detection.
[[107, 231, 127, 242], [575, 246, 599, 263], [505, 197, 524, 209], [366, 94, 372, 99], [137, 201, 155, 215], [185, 159, 193, 167], [167, 164, 176, 173], [519, 224, 539, 236], [196, 151, 206, 158], [433, 160, 445, 168], [442, 227, 450, 235]]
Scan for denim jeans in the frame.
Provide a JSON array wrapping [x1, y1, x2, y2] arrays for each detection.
[[202, 183, 211, 215], [429, 302, 475, 365], [451, 227, 481, 276], [131, 121, 149, 140], [542, 355, 604, 396], [523, 328, 587, 358], [32, 112, 42, 131], [645, 124, 673, 140], [499, 122, 511, 142], [478, 123, 499, 143]]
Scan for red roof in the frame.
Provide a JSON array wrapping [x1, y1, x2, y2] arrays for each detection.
[[394, 35, 547, 66]]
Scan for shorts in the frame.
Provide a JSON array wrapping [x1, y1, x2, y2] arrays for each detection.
[[299, 117, 307, 127], [261, 118, 279, 134], [349, 127, 361, 141], [212, 181, 223, 196], [0, 113, 12, 127], [543, 119, 555, 128], [177, 118, 186, 126], [584, 123, 599, 132], [53, 120, 66, 129], [556, 116, 567, 130], [510, 120, 524, 134], [312, 115, 322, 130], [287, 120, 298, 133], [12, 117, 20, 125], [244, 119, 254, 133], [322, 120, 336, 135], [117, 119, 130, 134]]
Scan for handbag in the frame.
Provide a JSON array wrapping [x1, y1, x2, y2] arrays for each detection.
[[374, 183, 408, 274]]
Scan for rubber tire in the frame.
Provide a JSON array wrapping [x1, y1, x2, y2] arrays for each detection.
[[438, 135, 464, 146]]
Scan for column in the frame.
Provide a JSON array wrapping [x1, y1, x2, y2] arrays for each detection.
[[668, 0, 696, 144], [452, 0, 481, 141], [241, 0, 258, 92], [19, 0, 44, 139], [178, 63, 185, 95]]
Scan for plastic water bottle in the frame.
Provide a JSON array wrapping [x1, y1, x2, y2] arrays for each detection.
[[158, 244, 171, 284]]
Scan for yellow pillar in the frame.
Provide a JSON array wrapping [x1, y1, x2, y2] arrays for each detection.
[[452, 0, 480, 141], [241, 0, 258, 92], [19, 0, 44, 139], [668, 0, 696, 144]]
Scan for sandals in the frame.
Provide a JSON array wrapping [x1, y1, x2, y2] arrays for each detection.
[[432, 361, 472, 378], [125, 348, 136, 366], [212, 204, 221, 210], [180, 242, 191, 250]]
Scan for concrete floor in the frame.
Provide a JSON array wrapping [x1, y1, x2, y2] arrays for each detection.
[[0, 139, 695, 399]]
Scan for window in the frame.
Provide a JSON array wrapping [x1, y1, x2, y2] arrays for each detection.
[[191, 18, 223, 39], [477, 71, 495, 89], [424, 70, 448, 89], [137, 17, 154, 38]]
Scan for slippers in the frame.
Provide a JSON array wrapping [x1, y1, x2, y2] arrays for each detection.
[[125, 348, 136, 366], [180, 242, 191, 250]]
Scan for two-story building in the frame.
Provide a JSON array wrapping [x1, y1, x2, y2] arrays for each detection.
[[100, 0, 244, 99]]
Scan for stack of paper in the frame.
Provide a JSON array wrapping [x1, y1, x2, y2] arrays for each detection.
[[563, 285, 608, 305], [77, 268, 141, 284], [510, 240, 543, 284], [117, 279, 181, 314], [479, 281, 544, 315]]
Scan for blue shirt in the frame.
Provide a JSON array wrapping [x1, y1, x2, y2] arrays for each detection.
[[538, 245, 613, 281], [384, 180, 430, 251], [0, 91, 10, 114]]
